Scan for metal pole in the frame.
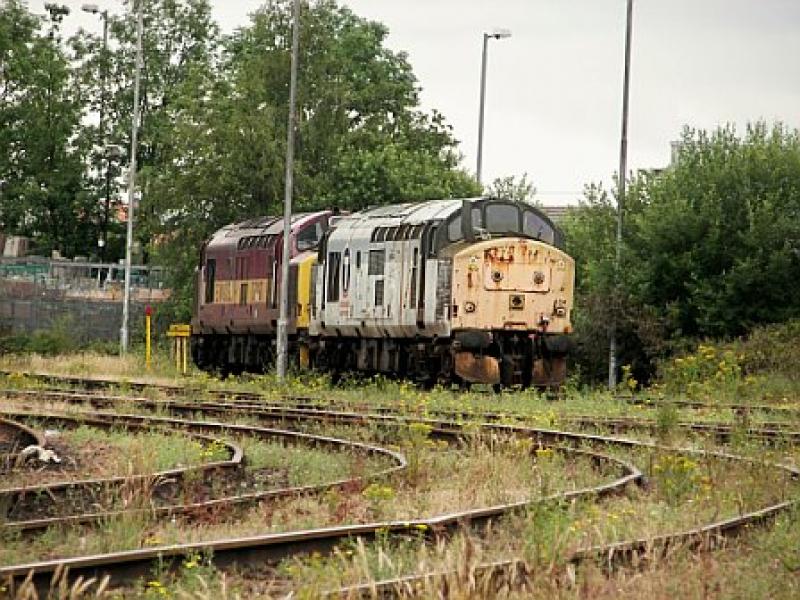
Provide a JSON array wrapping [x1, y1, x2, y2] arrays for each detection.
[[121, 0, 143, 354], [100, 11, 110, 262], [608, 0, 633, 389], [145, 306, 151, 369], [476, 33, 489, 185], [276, 0, 301, 380]]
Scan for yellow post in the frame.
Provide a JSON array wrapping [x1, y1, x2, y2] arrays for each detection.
[[182, 337, 188, 375], [145, 306, 152, 370], [167, 324, 192, 376]]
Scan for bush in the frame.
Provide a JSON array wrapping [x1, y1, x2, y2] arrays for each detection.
[[0, 316, 119, 356]]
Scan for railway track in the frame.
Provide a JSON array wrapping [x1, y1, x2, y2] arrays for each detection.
[[0, 373, 799, 597], [0, 416, 46, 472]]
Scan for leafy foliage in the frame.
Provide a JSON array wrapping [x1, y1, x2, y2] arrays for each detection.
[[139, 0, 478, 317], [0, 1, 95, 257], [628, 123, 800, 338], [486, 173, 537, 204], [562, 123, 800, 383], [1, 0, 478, 318]]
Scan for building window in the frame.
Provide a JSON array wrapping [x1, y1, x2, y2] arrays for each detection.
[[374, 279, 384, 306], [239, 283, 248, 305]]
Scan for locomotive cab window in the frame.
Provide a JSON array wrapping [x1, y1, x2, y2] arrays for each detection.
[[486, 203, 520, 234], [327, 252, 341, 302], [447, 215, 462, 242], [205, 259, 216, 303], [523, 210, 554, 244], [297, 222, 322, 251], [472, 207, 483, 229]]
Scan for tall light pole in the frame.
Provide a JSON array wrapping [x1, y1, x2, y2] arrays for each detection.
[[120, 0, 143, 353], [609, 0, 634, 389], [476, 29, 511, 186], [276, 0, 301, 380], [82, 3, 112, 262]]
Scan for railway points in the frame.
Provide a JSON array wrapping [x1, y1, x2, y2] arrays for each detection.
[[0, 372, 798, 597]]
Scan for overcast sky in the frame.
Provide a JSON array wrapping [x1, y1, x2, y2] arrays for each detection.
[[46, 0, 800, 205]]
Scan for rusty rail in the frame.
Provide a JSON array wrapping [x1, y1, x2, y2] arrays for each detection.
[[0, 375, 799, 597]]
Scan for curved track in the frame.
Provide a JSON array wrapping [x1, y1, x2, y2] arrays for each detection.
[[0, 416, 46, 472], [0, 372, 798, 597]]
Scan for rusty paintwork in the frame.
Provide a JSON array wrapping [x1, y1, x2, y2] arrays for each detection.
[[454, 352, 500, 384], [533, 356, 567, 387], [451, 238, 574, 334]]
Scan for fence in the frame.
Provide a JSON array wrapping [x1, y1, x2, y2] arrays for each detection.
[[0, 257, 171, 343]]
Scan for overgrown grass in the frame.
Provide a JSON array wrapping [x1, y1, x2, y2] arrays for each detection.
[[2, 322, 800, 597]]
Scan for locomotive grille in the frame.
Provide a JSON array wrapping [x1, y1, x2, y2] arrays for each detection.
[[436, 259, 452, 318]]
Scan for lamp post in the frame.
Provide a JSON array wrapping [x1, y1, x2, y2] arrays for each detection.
[[82, 3, 112, 262], [608, 0, 634, 389], [120, 0, 143, 354], [276, 0, 301, 381], [476, 28, 511, 186]]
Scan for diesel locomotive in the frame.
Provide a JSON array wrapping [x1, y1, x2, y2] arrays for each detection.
[[191, 197, 575, 388]]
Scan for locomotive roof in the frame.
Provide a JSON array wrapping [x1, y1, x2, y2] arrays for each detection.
[[325, 197, 564, 250], [206, 211, 329, 250], [336, 198, 465, 228]]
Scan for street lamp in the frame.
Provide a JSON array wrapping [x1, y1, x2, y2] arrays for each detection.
[[608, 0, 634, 389], [120, 0, 143, 354], [476, 28, 511, 186], [82, 3, 112, 262]]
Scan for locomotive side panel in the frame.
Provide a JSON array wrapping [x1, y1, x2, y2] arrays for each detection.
[[192, 212, 330, 373]]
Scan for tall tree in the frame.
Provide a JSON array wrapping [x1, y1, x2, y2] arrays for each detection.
[[562, 122, 800, 383], [143, 0, 479, 317], [0, 1, 93, 257], [68, 0, 221, 261], [628, 123, 800, 338]]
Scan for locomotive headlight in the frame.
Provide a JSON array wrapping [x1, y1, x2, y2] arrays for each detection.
[[533, 271, 545, 285], [491, 270, 503, 282], [465, 301, 477, 313]]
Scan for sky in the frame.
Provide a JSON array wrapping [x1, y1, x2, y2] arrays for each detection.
[[41, 0, 800, 206]]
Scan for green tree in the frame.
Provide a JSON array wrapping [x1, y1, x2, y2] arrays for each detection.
[[0, 1, 94, 257], [67, 0, 221, 262], [563, 122, 800, 383], [628, 123, 800, 338], [560, 183, 664, 383], [143, 0, 479, 318], [486, 173, 537, 204]]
